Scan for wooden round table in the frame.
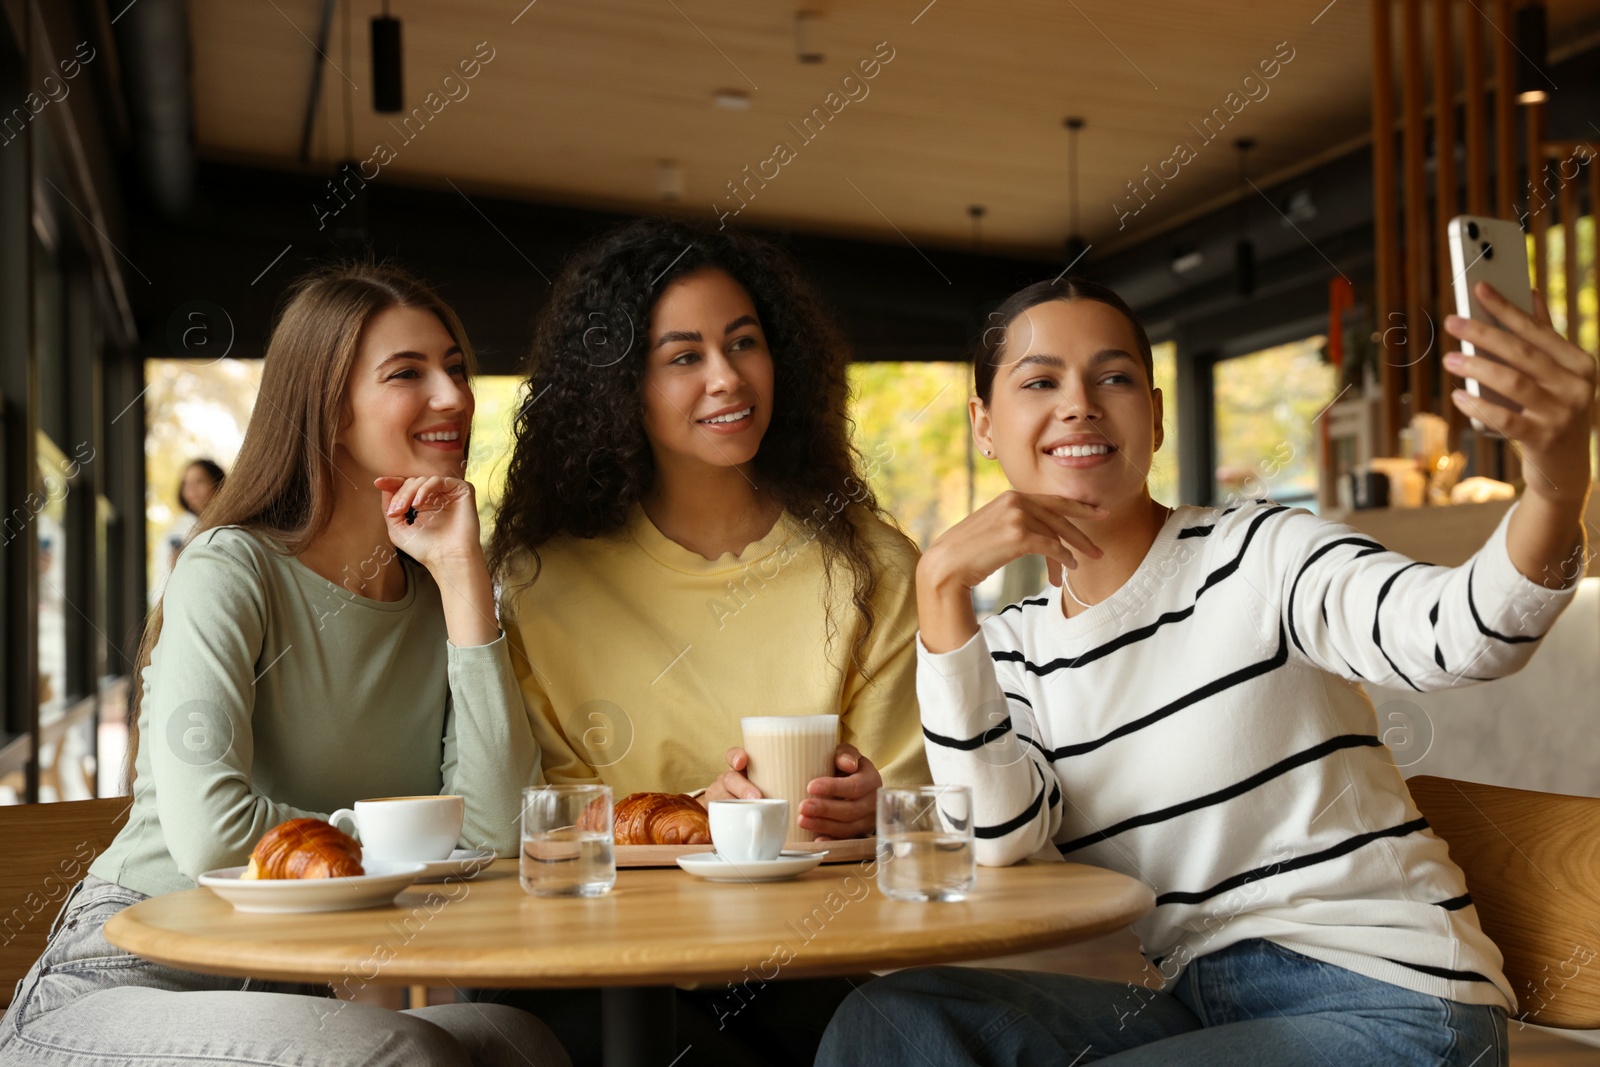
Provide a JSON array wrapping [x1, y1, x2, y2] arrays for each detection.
[[107, 858, 1153, 1067]]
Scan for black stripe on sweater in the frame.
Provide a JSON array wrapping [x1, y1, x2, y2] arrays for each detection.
[[1286, 535, 1386, 659], [1178, 524, 1214, 539], [1042, 622, 1290, 760], [1373, 561, 1430, 691], [997, 596, 1050, 617], [1154, 817, 1430, 907], [1435, 893, 1473, 911], [992, 506, 1288, 677], [974, 763, 1053, 839], [1383, 957, 1494, 983], [1056, 734, 1383, 854], [1466, 560, 1539, 643], [1430, 598, 1447, 673], [924, 718, 1012, 752]]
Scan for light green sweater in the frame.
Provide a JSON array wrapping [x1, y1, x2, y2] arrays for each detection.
[[91, 526, 540, 897]]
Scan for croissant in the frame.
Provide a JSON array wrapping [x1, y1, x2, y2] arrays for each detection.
[[241, 818, 365, 879], [612, 792, 711, 845]]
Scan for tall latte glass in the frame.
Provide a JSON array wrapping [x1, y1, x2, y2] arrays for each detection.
[[740, 714, 839, 842]]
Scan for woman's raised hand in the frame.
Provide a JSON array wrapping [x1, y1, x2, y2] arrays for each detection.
[[916, 491, 1104, 653], [1444, 283, 1597, 505], [375, 475, 499, 646], [375, 475, 484, 573], [1444, 283, 1596, 589]]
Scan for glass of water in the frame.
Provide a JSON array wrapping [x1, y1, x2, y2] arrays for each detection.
[[876, 785, 976, 902], [520, 784, 615, 898]]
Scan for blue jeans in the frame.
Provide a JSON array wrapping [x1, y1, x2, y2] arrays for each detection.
[[818, 939, 1507, 1066], [1, 875, 570, 1067]]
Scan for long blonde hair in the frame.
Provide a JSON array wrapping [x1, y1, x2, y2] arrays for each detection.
[[124, 263, 476, 788]]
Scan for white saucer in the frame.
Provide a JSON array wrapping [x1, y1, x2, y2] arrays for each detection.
[[675, 850, 827, 883], [363, 848, 496, 884], [198, 861, 426, 913]]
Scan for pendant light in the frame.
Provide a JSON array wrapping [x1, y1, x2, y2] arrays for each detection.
[[1514, 3, 1551, 104], [1062, 117, 1088, 272], [372, 1, 403, 113], [1234, 137, 1256, 297]]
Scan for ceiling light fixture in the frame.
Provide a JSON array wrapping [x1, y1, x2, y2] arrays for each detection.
[[1514, 3, 1551, 104], [1171, 243, 1204, 274], [796, 10, 824, 64], [371, 0, 403, 113], [658, 160, 685, 202], [1062, 116, 1088, 272], [1234, 137, 1256, 297]]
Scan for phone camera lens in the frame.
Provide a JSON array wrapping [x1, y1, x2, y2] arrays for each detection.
[[1482, 242, 1495, 260], [1466, 221, 1480, 240]]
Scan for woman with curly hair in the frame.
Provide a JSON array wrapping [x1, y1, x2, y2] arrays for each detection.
[[488, 217, 928, 825], [480, 218, 928, 1065]]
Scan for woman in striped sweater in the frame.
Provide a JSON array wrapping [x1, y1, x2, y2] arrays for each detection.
[[820, 277, 1594, 1066]]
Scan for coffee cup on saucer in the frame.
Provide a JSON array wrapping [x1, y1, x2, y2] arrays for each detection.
[[329, 795, 463, 863], [709, 798, 788, 863]]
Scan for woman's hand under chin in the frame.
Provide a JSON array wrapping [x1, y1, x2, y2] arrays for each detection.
[[375, 475, 500, 646], [375, 475, 482, 571], [916, 491, 1105, 653]]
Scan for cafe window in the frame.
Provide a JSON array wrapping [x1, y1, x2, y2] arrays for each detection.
[[144, 364, 527, 581], [848, 362, 999, 550], [1211, 336, 1337, 511], [460, 376, 523, 538], [144, 358, 265, 600]]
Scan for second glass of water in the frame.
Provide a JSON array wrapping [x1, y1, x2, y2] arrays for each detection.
[[520, 784, 615, 898], [876, 785, 976, 902]]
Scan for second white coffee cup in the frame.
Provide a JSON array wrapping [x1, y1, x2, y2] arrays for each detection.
[[709, 798, 789, 862], [329, 794, 464, 862]]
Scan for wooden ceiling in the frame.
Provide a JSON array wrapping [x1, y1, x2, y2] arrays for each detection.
[[189, 0, 1600, 259]]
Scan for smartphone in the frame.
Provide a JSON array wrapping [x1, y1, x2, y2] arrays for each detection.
[[1446, 215, 1534, 437]]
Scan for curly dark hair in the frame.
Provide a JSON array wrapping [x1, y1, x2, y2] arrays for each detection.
[[488, 217, 895, 671]]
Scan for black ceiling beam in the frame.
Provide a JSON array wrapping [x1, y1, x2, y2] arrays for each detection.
[[124, 160, 1058, 373]]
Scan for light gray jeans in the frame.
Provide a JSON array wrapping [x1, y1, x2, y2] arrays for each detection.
[[0, 875, 570, 1067]]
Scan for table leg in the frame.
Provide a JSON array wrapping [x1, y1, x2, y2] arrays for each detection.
[[600, 985, 678, 1067]]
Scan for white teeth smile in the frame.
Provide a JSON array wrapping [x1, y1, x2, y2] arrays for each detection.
[[699, 407, 752, 425], [416, 430, 460, 442], [1048, 444, 1113, 458]]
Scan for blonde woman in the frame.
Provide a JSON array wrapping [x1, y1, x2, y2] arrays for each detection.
[[0, 265, 563, 1067]]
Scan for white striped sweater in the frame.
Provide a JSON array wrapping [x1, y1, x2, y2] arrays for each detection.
[[917, 499, 1579, 1009]]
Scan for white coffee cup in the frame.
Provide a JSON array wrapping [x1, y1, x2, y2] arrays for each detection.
[[329, 795, 464, 862], [709, 798, 789, 863]]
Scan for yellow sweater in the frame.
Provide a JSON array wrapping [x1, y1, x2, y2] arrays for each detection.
[[500, 505, 930, 797]]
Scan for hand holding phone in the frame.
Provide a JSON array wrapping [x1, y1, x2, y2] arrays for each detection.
[[1442, 229, 1596, 505], [1446, 215, 1535, 437]]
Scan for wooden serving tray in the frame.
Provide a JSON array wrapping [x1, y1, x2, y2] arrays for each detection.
[[616, 836, 877, 868]]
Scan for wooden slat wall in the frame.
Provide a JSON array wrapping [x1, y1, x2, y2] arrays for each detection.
[[1462, 3, 1497, 478], [1494, 0, 1517, 220], [1463, 9, 1489, 217], [1372, 0, 1403, 451], [1372, 0, 1600, 489], [1559, 157, 1579, 343], [1433, 0, 1464, 444], [1528, 103, 1549, 297], [1402, 0, 1431, 426]]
